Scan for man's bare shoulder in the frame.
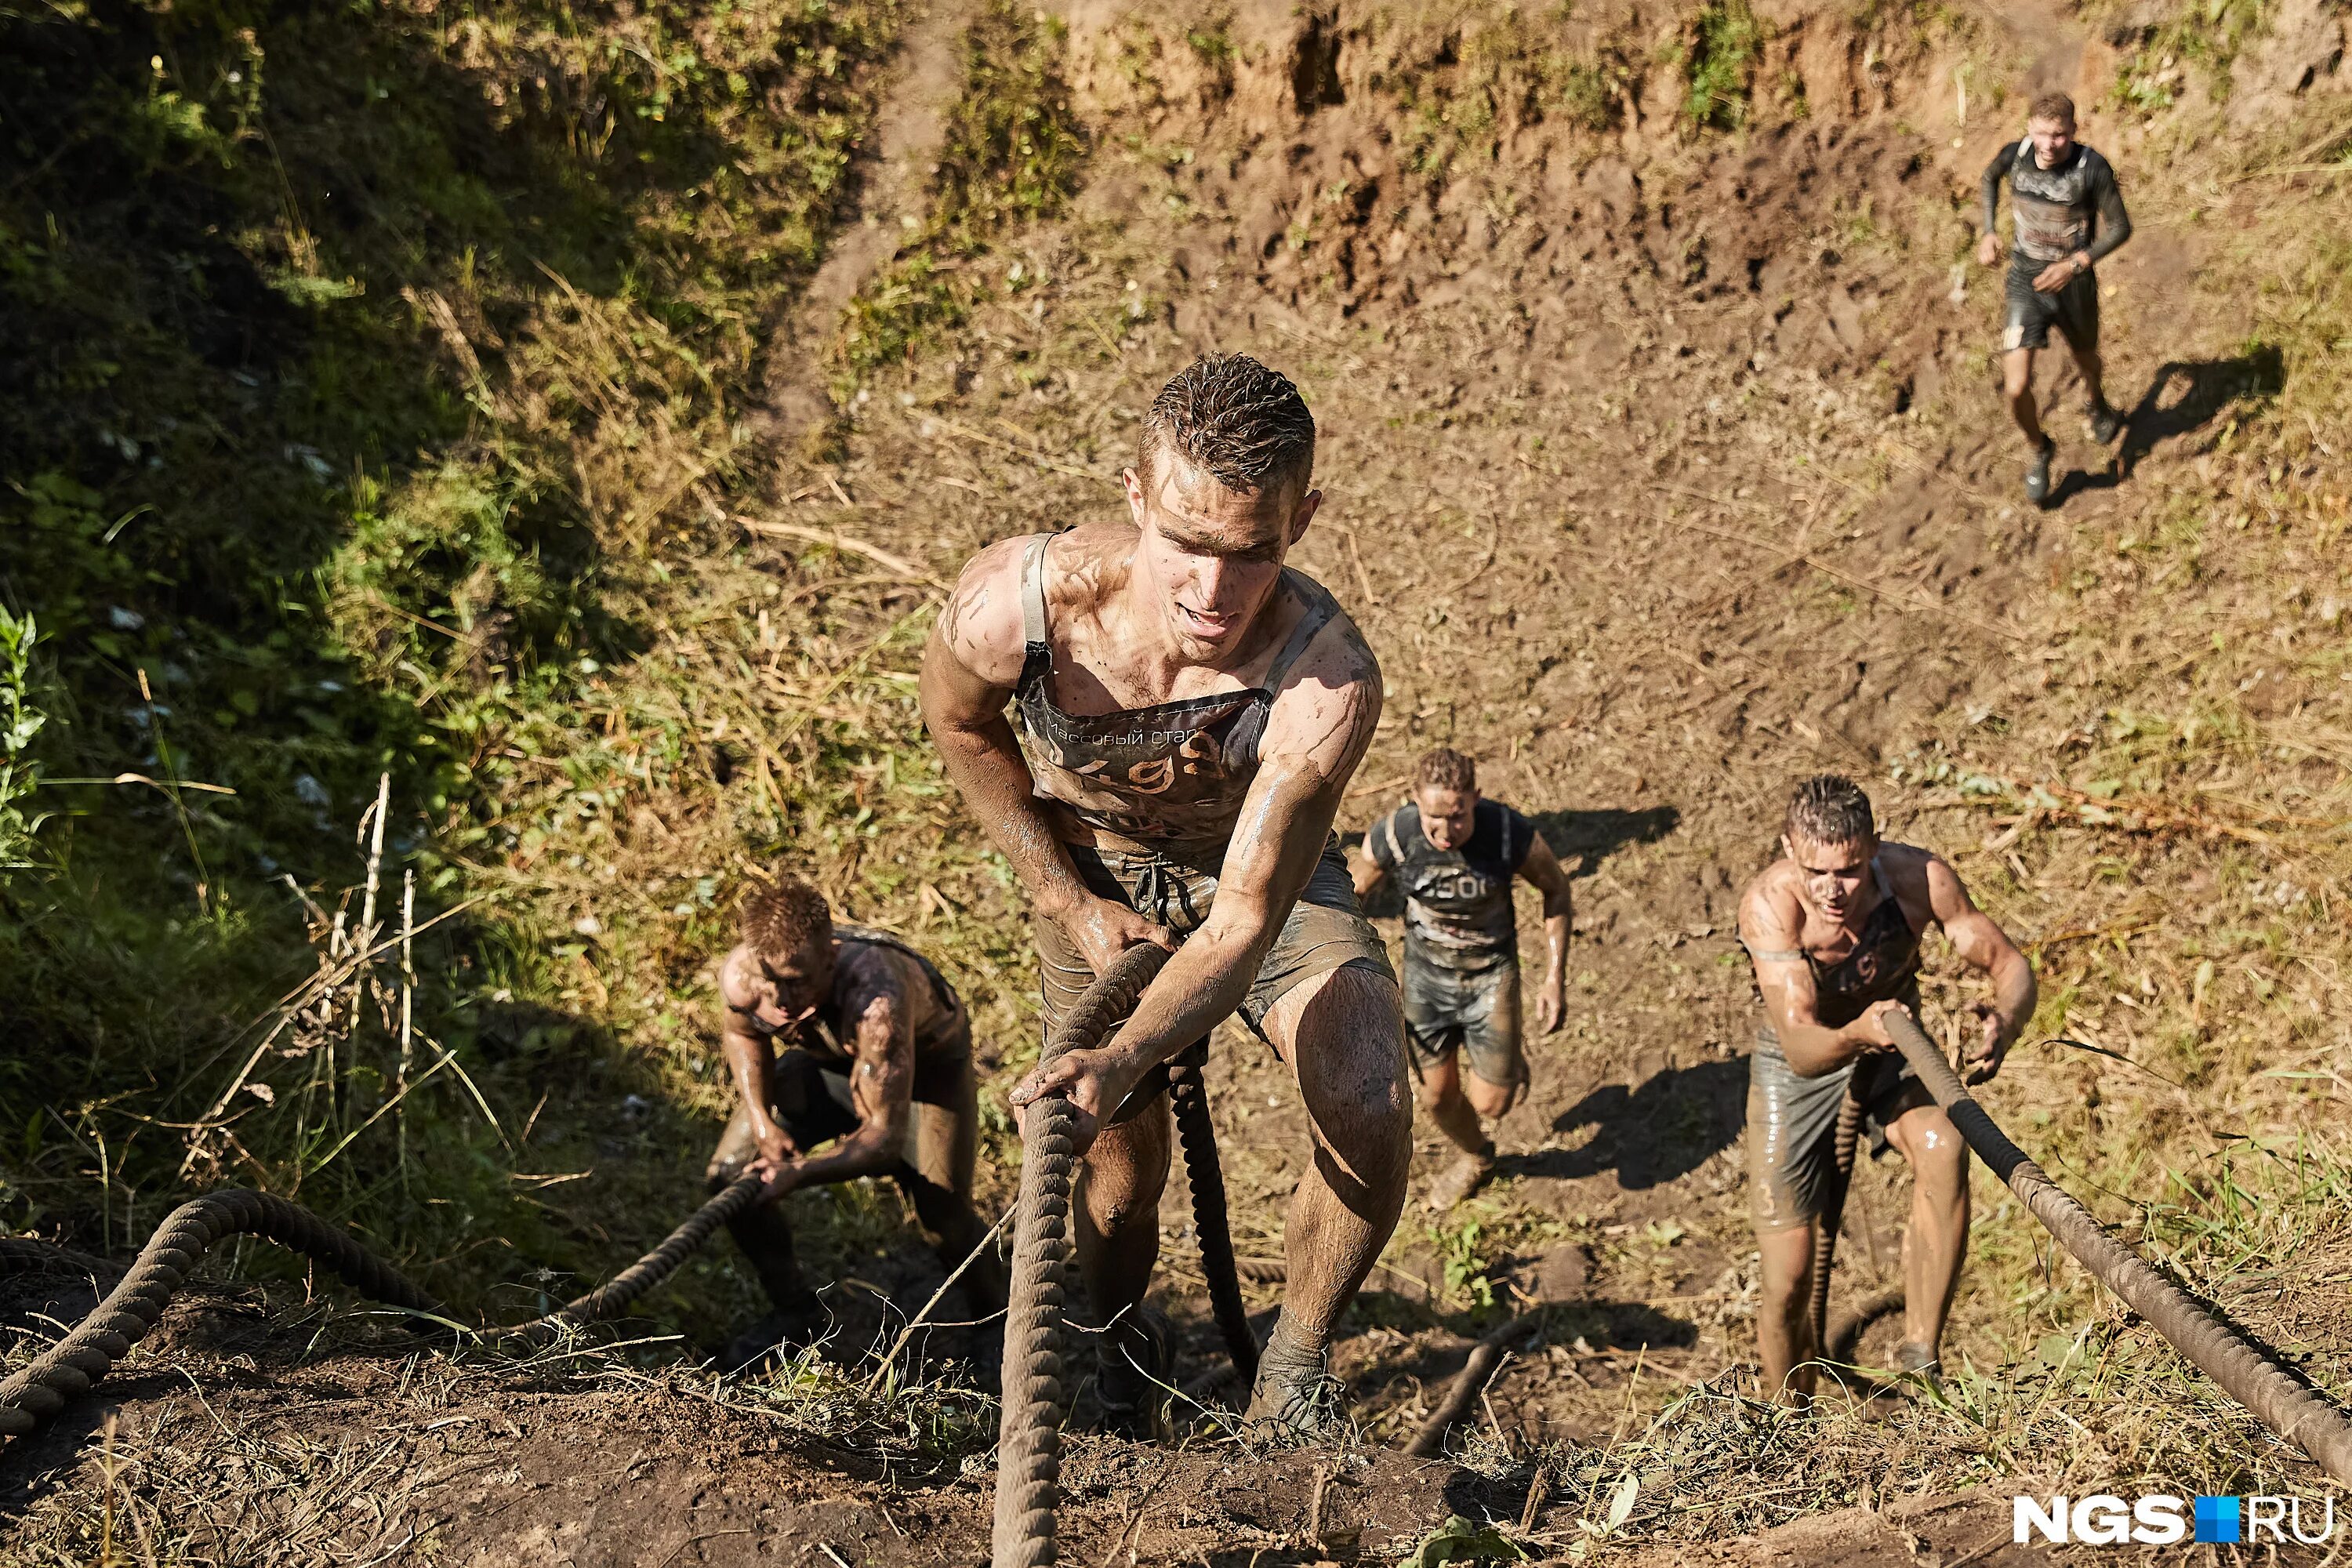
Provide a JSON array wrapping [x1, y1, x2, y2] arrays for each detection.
[[1873, 840, 1947, 902], [1261, 593, 1381, 768], [1738, 860, 1804, 933], [715, 943, 757, 1009]]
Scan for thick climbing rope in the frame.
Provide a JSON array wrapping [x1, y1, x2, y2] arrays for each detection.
[[1885, 1011, 2352, 1486], [1168, 1044, 1258, 1384], [0, 1176, 764, 1442], [991, 942, 1260, 1568]]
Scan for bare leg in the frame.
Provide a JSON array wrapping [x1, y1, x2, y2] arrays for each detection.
[[902, 1052, 1006, 1311], [1261, 965, 1412, 1349], [1417, 1051, 1487, 1156], [2064, 337, 2108, 414], [1755, 1218, 1817, 1403], [1073, 1094, 1171, 1381], [1884, 1103, 1970, 1360], [2002, 347, 2045, 445]]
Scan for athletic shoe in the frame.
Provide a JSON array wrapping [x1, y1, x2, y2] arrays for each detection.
[[1094, 1305, 1172, 1439], [1243, 1316, 1348, 1443], [2088, 401, 2124, 445], [1425, 1142, 1497, 1213], [1895, 1341, 1943, 1390], [2024, 437, 2056, 503]]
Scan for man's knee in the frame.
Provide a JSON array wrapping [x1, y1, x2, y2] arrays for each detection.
[[1888, 1105, 1967, 1186], [1462, 1061, 1523, 1120]]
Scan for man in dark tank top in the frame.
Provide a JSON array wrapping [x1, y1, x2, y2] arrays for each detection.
[[706, 877, 1001, 1367], [1737, 776, 2036, 1402], [1350, 747, 1573, 1211], [922, 354, 1403, 1438]]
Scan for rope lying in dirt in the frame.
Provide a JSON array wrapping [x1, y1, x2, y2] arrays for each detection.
[[1886, 1011, 2352, 1486], [991, 942, 1261, 1568], [0, 1177, 764, 1443], [1807, 1081, 1866, 1365]]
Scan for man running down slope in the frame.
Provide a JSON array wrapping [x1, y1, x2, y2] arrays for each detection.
[[920, 353, 1408, 1439]]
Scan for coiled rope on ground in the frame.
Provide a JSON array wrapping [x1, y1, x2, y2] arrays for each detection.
[[1885, 1011, 2352, 1486], [0, 1176, 765, 1443], [991, 942, 1260, 1568]]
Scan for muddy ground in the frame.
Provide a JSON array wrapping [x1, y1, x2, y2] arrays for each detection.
[[5, 0, 2349, 1555]]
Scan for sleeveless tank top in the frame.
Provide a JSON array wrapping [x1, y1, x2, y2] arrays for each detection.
[[733, 927, 964, 1063], [1751, 860, 1923, 1029], [1011, 532, 1341, 857], [1369, 799, 1534, 971]]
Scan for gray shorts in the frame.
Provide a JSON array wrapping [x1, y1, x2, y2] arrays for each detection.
[[1035, 834, 1394, 1045], [1746, 1000, 1933, 1231], [1402, 950, 1524, 1088]]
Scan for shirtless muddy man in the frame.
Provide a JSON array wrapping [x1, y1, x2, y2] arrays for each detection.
[[1738, 775, 2034, 1399], [921, 353, 1406, 1436]]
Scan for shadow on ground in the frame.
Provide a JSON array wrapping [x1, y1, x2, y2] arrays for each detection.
[[2047, 343, 2287, 505], [1502, 1056, 1748, 1190]]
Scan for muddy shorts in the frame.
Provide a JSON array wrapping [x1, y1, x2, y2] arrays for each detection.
[[2002, 257, 2100, 353], [1746, 1000, 1933, 1232], [705, 1036, 977, 1197], [1035, 834, 1394, 1047], [1401, 949, 1524, 1089]]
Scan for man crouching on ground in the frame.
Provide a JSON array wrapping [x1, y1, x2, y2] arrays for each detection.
[[1738, 775, 2034, 1400], [920, 353, 1408, 1439], [1351, 746, 1573, 1212], [708, 876, 1004, 1367]]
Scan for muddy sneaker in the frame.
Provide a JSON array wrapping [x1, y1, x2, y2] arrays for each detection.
[[1094, 1305, 1172, 1439], [1425, 1142, 1497, 1213], [1895, 1341, 1942, 1389], [2088, 401, 2124, 445], [2024, 437, 2056, 503], [1243, 1316, 1346, 1443]]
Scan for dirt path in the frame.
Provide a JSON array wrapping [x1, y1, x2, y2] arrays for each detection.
[[758, 0, 978, 448]]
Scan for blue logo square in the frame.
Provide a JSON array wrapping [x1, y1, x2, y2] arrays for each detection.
[[2194, 1495, 2241, 1544]]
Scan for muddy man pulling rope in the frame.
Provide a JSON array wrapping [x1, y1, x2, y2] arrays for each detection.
[[920, 353, 1410, 1440]]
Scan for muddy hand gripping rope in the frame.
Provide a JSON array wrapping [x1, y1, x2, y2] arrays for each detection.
[[0, 1178, 767, 1442], [991, 942, 1259, 1568], [1883, 1011, 2352, 1486]]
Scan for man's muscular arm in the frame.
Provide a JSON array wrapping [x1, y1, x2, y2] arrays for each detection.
[[1011, 620, 1384, 1148], [919, 537, 1175, 971], [1740, 880, 1904, 1079], [1924, 854, 2037, 1085], [1518, 834, 1573, 1034]]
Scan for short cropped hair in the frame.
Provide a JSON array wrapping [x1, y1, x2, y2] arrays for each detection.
[[1784, 775, 1875, 848], [1414, 747, 1478, 796], [739, 875, 832, 959], [1138, 354, 1316, 500], [2028, 91, 2076, 127]]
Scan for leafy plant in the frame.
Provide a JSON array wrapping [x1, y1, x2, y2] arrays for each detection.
[[0, 607, 48, 872], [1683, 0, 1762, 129]]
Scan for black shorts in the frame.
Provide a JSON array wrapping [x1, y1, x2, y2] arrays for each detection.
[[1401, 949, 1524, 1087], [2003, 258, 2099, 353]]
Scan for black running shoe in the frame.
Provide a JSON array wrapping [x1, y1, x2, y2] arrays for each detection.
[[2024, 437, 2056, 503], [2088, 401, 2123, 445], [1094, 1305, 1172, 1439]]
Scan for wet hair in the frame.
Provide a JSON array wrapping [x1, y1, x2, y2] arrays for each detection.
[[1784, 775, 1875, 848], [739, 875, 832, 960], [1138, 354, 1316, 500], [1413, 747, 1478, 796], [2028, 91, 2077, 128]]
